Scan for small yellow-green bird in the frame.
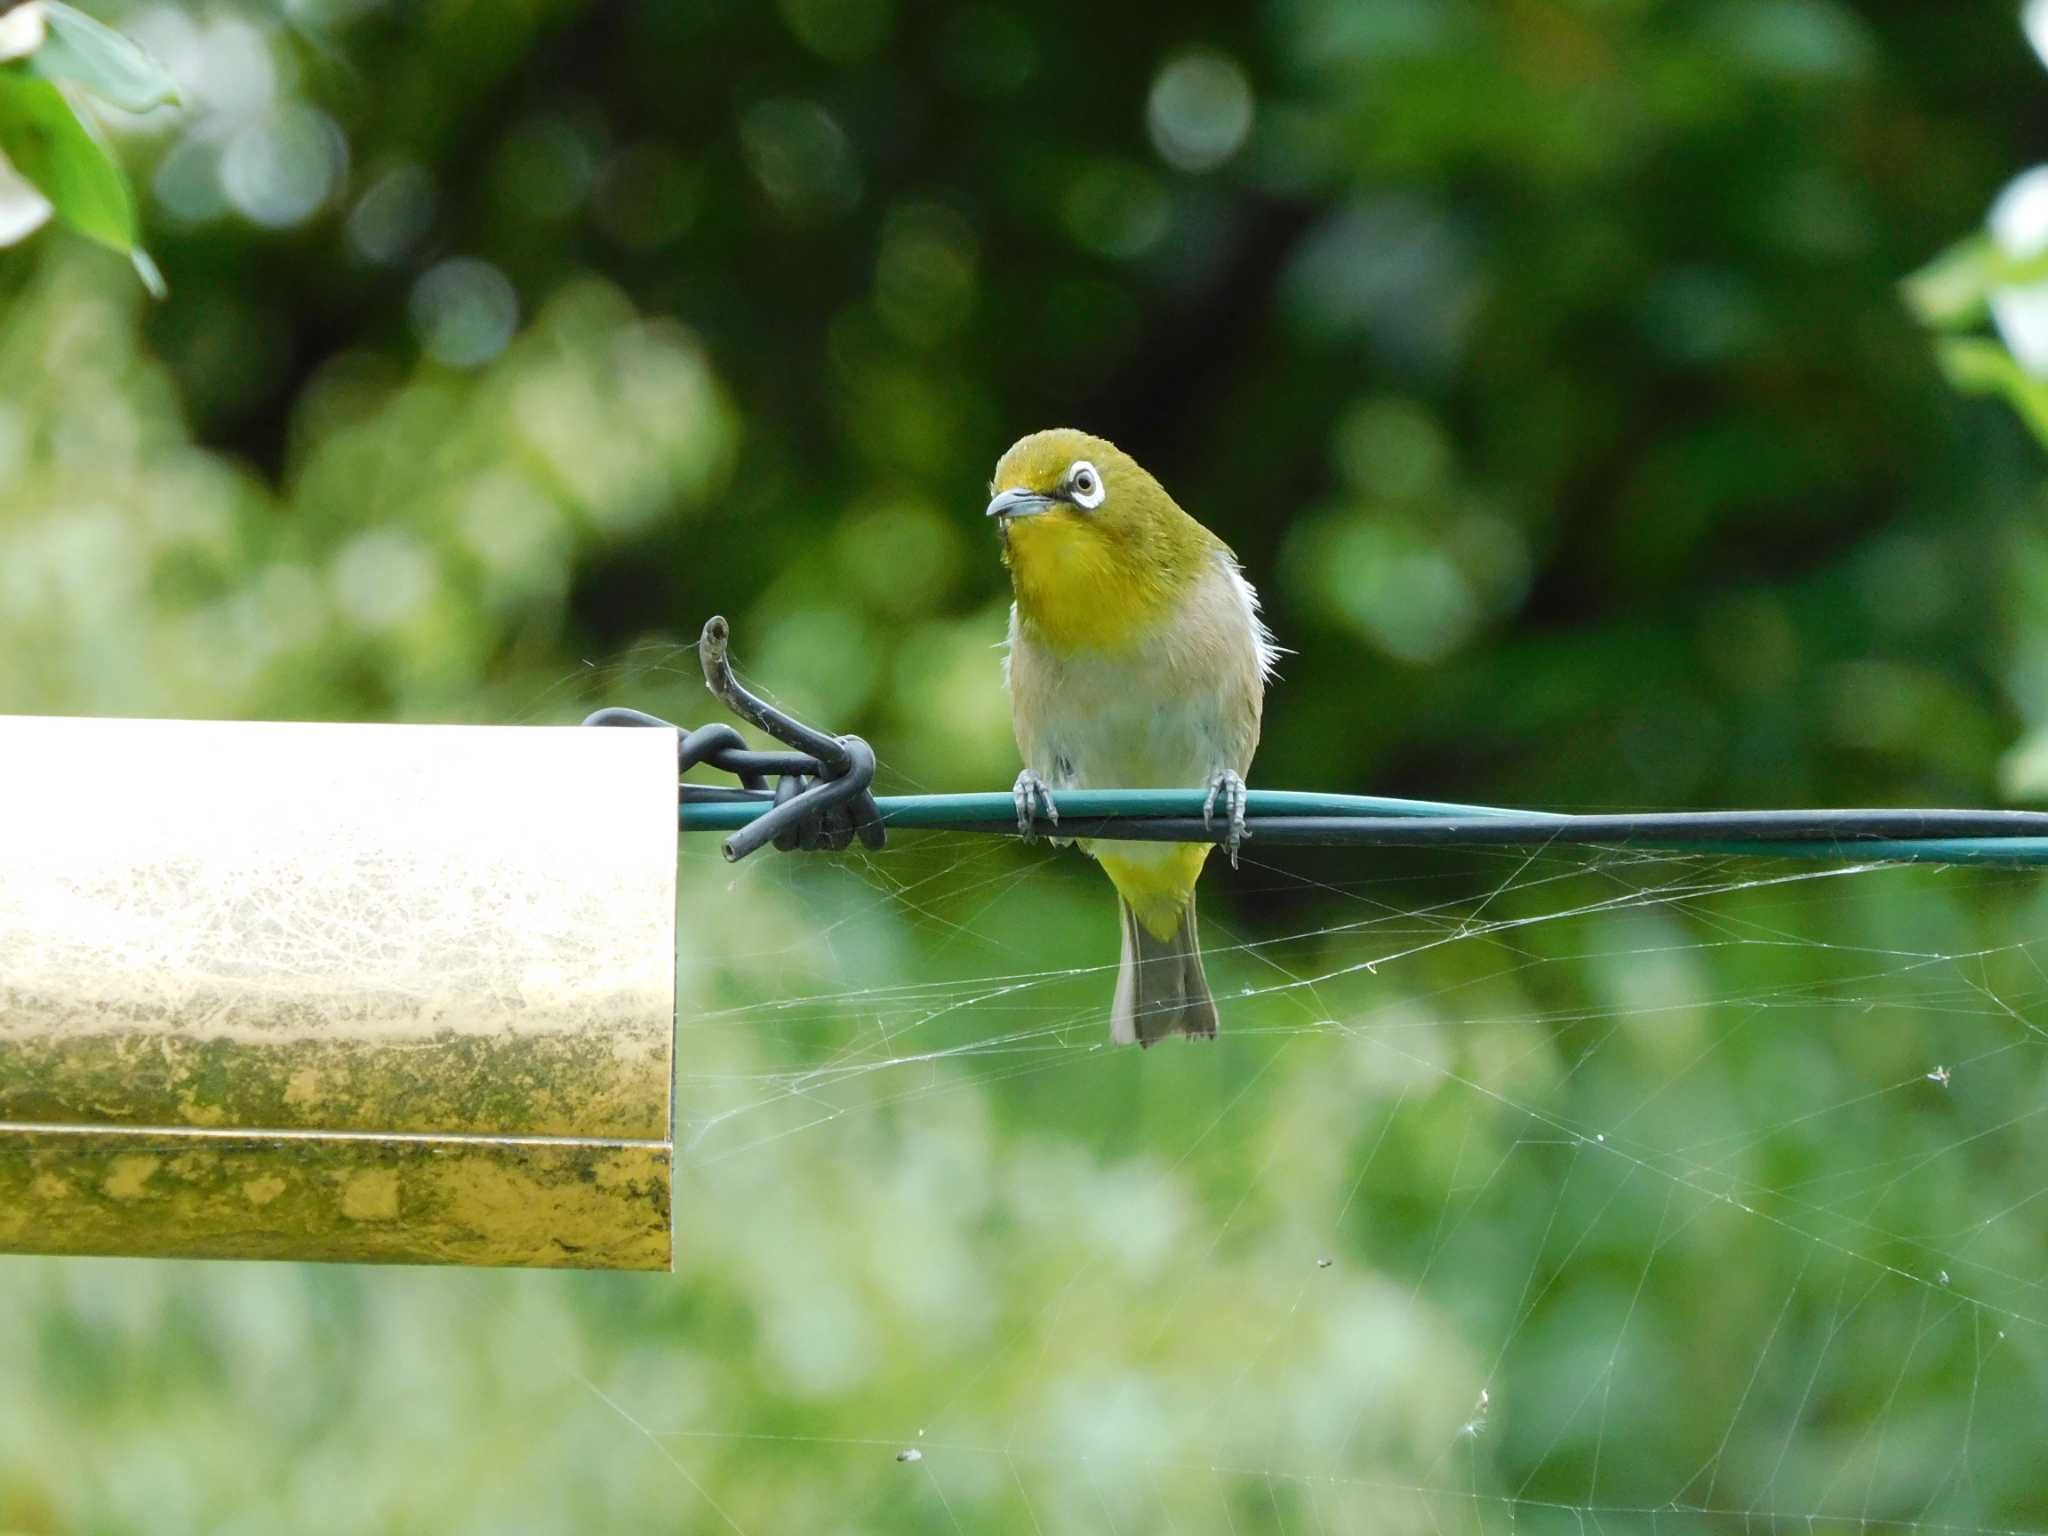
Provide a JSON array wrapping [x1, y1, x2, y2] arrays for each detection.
[[988, 428, 1276, 1046]]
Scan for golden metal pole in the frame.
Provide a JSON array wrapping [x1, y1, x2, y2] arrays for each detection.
[[0, 716, 677, 1270]]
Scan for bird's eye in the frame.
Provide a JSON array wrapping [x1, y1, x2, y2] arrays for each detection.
[[1068, 460, 1105, 510]]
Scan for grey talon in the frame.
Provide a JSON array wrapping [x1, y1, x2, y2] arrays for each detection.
[[1205, 770, 1249, 869], [1013, 769, 1057, 841]]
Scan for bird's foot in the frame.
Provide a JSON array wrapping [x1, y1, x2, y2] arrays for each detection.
[[1013, 769, 1059, 840], [1204, 770, 1249, 869]]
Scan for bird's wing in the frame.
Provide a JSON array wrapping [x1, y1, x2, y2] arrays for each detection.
[[1006, 601, 1062, 780], [1200, 551, 1271, 776]]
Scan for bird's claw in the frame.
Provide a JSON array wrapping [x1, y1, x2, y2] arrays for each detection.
[[1204, 770, 1249, 869], [1014, 769, 1059, 840]]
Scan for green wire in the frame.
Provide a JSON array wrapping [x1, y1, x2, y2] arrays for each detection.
[[680, 788, 1527, 834], [683, 789, 1526, 830], [680, 789, 2048, 866], [638, 628, 2048, 866]]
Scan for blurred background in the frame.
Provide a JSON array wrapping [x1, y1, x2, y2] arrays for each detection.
[[6, 0, 2048, 1531]]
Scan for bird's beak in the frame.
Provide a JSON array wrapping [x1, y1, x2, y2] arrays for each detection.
[[986, 487, 1058, 521]]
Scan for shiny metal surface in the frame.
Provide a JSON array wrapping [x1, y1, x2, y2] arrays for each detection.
[[0, 716, 677, 1269]]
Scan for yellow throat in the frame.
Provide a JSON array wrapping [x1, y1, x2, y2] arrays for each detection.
[[1003, 512, 1178, 652]]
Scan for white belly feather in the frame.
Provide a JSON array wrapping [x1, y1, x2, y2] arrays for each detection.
[[1005, 552, 1274, 870]]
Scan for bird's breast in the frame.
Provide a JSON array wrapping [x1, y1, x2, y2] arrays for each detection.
[[1007, 556, 1265, 793], [1003, 516, 1175, 651]]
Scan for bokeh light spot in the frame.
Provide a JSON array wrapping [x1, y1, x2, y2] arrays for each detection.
[[874, 202, 978, 346], [182, 14, 276, 121], [1060, 161, 1170, 260], [329, 529, 437, 634], [219, 103, 347, 229], [741, 99, 861, 224], [1146, 50, 1254, 174], [409, 259, 519, 369], [490, 117, 598, 224], [1331, 397, 1451, 501], [1639, 268, 1767, 365], [778, 0, 894, 62], [1709, 0, 1876, 81], [152, 138, 229, 225], [1284, 513, 1490, 664], [454, 470, 567, 606], [346, 163, 435, 265], [1283, 197, 1473, 373], [833, 498, 964, 617], [752, 604, 879, 722]]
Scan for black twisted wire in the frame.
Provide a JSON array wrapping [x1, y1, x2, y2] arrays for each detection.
[[582, 617, 884, 861]]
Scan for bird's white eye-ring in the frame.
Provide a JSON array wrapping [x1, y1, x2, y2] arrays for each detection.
[[1068, 460, 1105, 510]]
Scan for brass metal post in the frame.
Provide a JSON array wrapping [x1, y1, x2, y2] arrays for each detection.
[[0, 716, 677, 1270]]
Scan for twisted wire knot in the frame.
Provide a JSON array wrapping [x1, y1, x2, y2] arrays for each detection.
[[583, 616, 884, 861]]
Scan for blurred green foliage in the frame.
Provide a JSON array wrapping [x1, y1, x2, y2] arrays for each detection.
[[0, 2, 171, 290], [6, 0, 2048, 1531]]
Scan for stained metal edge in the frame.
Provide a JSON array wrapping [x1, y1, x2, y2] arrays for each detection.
[[0, 1120, 670, 1148], [0, 1125, 673, 1271]]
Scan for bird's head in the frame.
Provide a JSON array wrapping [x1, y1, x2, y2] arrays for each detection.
[[986, 428, 1173, 557], [986, 429, 1216, 647]]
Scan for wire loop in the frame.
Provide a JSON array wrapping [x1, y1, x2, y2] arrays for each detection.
[[582, 617, 885, 862]]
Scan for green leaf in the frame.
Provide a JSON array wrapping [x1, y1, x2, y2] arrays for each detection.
[[1902, 235, 1996, 332], [130, 243, 163, 296], [0, 69, 136, 251], [1934, 335, 2048, 451], [1902, 234, 2048, 333], [26, 2, 179, 112]]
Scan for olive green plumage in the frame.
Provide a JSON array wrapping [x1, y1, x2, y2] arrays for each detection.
[[986, 428, 1275, 1046]]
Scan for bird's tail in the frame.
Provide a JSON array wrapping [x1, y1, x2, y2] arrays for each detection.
[[1111, 894, 1218, 1047]]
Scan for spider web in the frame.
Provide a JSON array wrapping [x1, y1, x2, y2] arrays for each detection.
[[634, 834, 2045, 1533], [9, 647, 2039, 1533], [487, 635, 2036, 1535]]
